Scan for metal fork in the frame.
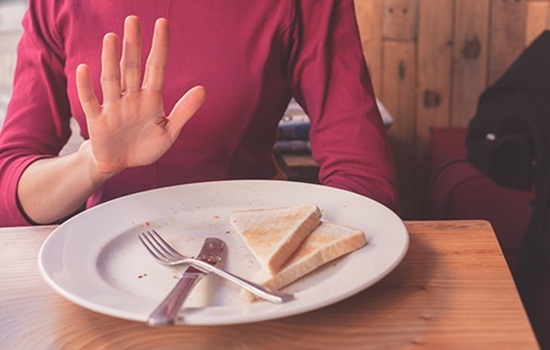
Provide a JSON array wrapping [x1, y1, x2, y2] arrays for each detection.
[[139, 230, 294, 304]]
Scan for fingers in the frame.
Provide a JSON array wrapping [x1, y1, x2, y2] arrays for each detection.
[[120, 15, 142, 94], [102, 16, 164, 100], [100, 33, 121, 102], [166, 86, 207, 139], [76, 64, 101, 118], [143, 18, 169, 92]]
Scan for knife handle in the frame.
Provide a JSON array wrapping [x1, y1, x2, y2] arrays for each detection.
[[147, 272, 201, 326]]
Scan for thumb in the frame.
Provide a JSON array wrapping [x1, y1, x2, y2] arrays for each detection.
[[166, 85, 207, 139]]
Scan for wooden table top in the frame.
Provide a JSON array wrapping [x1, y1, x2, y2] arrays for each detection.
[[0, 220, 539, 349]]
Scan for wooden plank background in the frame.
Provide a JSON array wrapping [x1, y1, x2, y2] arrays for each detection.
[[354, 0, 550, 218]]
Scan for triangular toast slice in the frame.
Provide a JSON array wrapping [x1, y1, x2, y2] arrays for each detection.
[[241, 221, 366, 301], [230, 203, 322, 274]]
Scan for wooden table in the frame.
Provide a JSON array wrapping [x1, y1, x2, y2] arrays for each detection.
[[0, 221, 539, 349]]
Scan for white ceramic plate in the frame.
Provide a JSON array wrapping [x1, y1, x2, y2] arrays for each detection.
[[38, 180, 408, 325]]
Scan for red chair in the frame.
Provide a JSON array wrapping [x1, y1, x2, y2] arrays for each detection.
[[423, 127, 534, 269]]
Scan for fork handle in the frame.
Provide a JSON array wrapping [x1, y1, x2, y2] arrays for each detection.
[[147, 273, 202, 326], [187, 258, 294, 303]]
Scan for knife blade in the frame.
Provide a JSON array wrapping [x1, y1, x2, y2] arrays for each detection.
[[147, 237, 225, 326]]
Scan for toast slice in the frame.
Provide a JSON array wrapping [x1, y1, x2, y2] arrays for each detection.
[[241, 221, 366, 302], [230, 203, 322, 274]]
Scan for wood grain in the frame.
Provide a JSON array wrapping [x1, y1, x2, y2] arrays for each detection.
[[488, 0, 527, 85], [525, 0, 550, 46], [383, 41, 417, 217], [382, 0, 418, 40], [354, 0, 384, 95], [0, 222, 538, 349], [414, 0, 453, 217], [451, 0, 490, 126]]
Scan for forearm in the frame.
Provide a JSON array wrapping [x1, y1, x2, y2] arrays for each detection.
[[17, 141, 116, 224], [12, 16, 205, 225]]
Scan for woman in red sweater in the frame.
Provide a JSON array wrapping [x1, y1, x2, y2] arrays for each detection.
[[0, 0, 398, 226]]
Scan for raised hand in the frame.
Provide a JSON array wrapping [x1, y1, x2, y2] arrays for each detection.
[[76, 16, 206, 175]]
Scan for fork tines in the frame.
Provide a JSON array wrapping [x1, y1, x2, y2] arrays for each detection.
[[139, 229, 183, 263]]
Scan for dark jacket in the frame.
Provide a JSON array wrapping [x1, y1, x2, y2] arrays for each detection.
[[466, 30, 550, 258], [466, 31, 550, 347]]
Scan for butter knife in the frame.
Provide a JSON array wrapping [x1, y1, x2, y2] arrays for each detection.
[[147, 237, 224, 326]]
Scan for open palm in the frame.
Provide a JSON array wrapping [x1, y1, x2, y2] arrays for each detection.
[[76, 16, 206, 175]]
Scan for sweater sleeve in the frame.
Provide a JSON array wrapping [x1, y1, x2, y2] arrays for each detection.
[[287, 0, 400, 212], [0, 0, 72, 226]]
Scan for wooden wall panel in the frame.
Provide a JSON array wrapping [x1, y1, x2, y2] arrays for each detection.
[[383, 41, 417, 217], [413, 0, 453, 217], [451, 0, 490, 126], [354, 0, 383, 94], [525, 0, 550, 46], [488, 0, 527, 84], [416, 0, 453, 133], [382, 0, 418, 40]]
